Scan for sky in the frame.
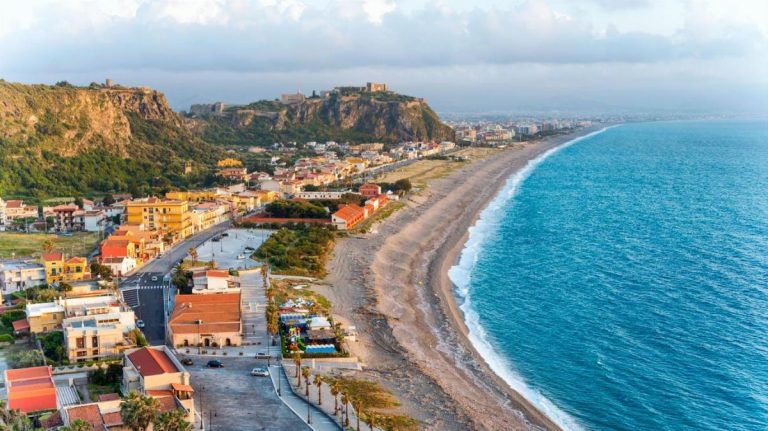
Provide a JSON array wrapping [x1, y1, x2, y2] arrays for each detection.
[[0, 0, 766, 115]]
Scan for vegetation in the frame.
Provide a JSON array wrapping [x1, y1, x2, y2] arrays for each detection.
[[254, 226, 335, 277], [90, 261, 114, 280], [7, 349, 45, 369], [0, 400, 34, 430], [40, 331, 66, 364], [61, 419, 93, 431], [265, 200, 328, 219], [153, 409, 193, 431], [121, 391, 160, 431], [0, 232, 100, 259], [325, 377, 419, 431], [88, 363, 123, 399], [128, 328, 149, 347]]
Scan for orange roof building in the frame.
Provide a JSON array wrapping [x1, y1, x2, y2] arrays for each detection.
[[169, 293, 242, 348], [4, 366, 57, 413], [331, 204, 366, 231]]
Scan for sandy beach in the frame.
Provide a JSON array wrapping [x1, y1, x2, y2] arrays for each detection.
[[318, 125, 607, 430]]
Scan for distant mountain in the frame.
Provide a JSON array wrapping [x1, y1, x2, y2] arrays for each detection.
[[185, 88, 455, 147], [0, 81, 223, 199]]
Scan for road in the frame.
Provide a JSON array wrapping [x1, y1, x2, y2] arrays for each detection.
[[186, 356, 311, 431]]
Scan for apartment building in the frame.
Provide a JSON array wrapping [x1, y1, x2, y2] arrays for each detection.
[[53, 204, 85, 232], [0, 261, 46, 294], [125, 198, 193, 241]]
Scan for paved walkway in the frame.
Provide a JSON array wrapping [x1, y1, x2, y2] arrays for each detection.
[[271, 365, 340, 431]]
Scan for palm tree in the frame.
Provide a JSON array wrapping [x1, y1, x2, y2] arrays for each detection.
[[187, 247, 198, 263], [205, 260, 216, 270], [352, 398, 361, 431], [120, 391, 160, 431], [0, 400, 33, 430], [61, 419, 93, 431], [341, 393, 351, 427], [365, 412, 376, 431], [314, 374, 323, 405], [301, 367, 311, 396], [42, 238, 55, 254], [330, 382, 340, 415], [153, 409, 192, 431], [292, 350, 302, 385]]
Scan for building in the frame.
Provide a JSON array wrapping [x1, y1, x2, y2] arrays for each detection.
[[26, 302, 65, 333], [169, 293, 242, 348], [218, 167, 248, 182], [83, 210, 106, 232], [0, 198, 7, 231], [64, 318, 125, 362], [27, 294, 134, 338], [0, 261, 46, 294], [366, 82, 388, 92], [189, 102, 225, 117], [125, 198, 193, 241], [4, 200, 37, 223], [121, 346, 196, 425], [331, 204, 366, 231], [101, 256, 137, 277], [191, 203, 229, 232], [42, 253, 65, 284], [4, 366, 57, 413], [358, 183, 382, 199], [191, 269, 237, 294], [42, 253, 91, 284], [280, 92, 305, 105], [293, 191, 349, 200], [53, 204, 85, 232]]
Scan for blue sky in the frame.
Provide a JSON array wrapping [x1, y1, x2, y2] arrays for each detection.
[[0, 0, 766, 114]]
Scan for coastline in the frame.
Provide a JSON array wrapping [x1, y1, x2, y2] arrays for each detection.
[[321, 124, 610, 430]]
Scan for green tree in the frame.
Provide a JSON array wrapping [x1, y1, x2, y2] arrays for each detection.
[[0, 400, 33, 430], [74, 196, 84, 209], [128, 329, 148, 347], [42, 238, 55, 253], [102, 193, 116, 206], [61, 418, 93, 431], [153, 409, 192, 431], [314, 374, 323, 405], [187, 247, 198, 263], [302, 367, 311, 396], [330, 382, 340, 416], [8, 350, 44, 369], [90, 262, 114, 281], [120, 391, 159, 431]]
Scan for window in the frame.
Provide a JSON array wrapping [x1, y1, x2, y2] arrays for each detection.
[[76, 337, 85, 348], [92, 336, 98, 348], [76, 351, 86, 357]]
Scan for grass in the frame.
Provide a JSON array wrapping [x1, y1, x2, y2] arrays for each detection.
[[353, 201, 405, 233], [87, 383, 119, 401], [269, 278, 332, 315], [0, 232, 101, 259], [324, 376, 419, 431], [375, 159, 464, 188]]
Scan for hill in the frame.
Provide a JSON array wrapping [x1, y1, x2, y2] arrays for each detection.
[[185, 88, 455, 147], [0, 80, 224, 199]]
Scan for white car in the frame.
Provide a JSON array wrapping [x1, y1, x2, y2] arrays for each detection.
[[136, 320, 145, 328], [250, 367, 269, 377]]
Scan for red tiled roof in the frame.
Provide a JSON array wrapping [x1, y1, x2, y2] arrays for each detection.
[[101, 411, 123, 427], [169, 293, 241, 334], [171, 383, 194, 393], [5, 366, 56, 413], [53, 204, 78, 212], [333, 204, 365, 222], [153, 396, 179, 413], [12, 319, 29, 332], [127, 348, 179, 377], [40, 410, 63, 429], [98, 393, 120, 402], [66, 404, 104, 428], [147, 389, 174, 397], [42, 253, 64, 262], [6, 200, 23, 208]]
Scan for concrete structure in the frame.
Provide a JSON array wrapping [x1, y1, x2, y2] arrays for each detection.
[[168, 293, 242, 348], [0, 198, 6, 231], [331, 204, 366, 231], [63, 318, 125, 362], [280, 92, 305, 105], [4, 366, 57, 413], [0, 261, 46, 294], [366, 82, 388, 92], [121, 346, 196, 425], [101, 256, 137, 277], [189, 102, 225, 117], [191, 269, 236, 294], [42, 253, 90, 284], [358, 183, 382, 199], [293, 191, 349, 200], [125, 198, 193, 241], [53, 204, 85, 232], [26, 302, 65, 333], [83, 210, 106, 232]]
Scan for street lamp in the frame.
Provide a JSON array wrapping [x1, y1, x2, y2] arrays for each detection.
[[197, 319, 203, 354]]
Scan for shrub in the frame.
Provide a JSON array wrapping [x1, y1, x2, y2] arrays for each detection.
[[0, 334, 15, 344]]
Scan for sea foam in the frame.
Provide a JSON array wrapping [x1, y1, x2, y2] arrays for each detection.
[[448, 127, 612, 431]]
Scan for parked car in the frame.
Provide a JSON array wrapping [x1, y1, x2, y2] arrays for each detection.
[[207, 360, 224, 368], [136, 320, 145, 328], [151, 276, 158, 282], [181, 358, 194, 366], [250, 367, 269, 377], [254, 352, 270, 359]]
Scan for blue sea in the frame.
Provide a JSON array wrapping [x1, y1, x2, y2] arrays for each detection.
[[448, 121, 768, 431]]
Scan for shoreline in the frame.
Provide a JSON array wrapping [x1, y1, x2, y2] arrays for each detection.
[[322, 124, 611, 430]]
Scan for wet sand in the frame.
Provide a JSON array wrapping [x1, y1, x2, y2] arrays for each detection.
[[320, 126, 607, 430]]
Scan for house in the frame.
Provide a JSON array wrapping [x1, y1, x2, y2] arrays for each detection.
[[121, 346, 196, 425], [358, 183, 382, 198], [125, 198, 193, 242], [4, 366, 57, 413], [100, 239, 137, 263], [53, 204, 85, 232], [168, 293, 242, 348], [42, 253, 65, 284], [42, 253, 90, 284], [0, 261, 46, 294], [191, 270, 236, 294], [26, 302, 65, 333], [218, 167, 248, 182], [83, 210, 106, 232], [331, 204, 366, 231], [101, 257, 137, 277]]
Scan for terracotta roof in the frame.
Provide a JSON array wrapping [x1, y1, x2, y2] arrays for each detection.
[[42, 253, 64, 262], [12, 319, 30, 331], [101, 411, 123, 427], [97, 393, 120, 402], [147, 389, 174, 397], [127, 348, 179, 377], [169, 293, 241, 334], [170, 383, 195, 393], [6, 200, 23, 208], [66, 404, 104, 428], [333, 204, 365, 222], [4, 366, 56, 413], [40, 411, 63, 429], [65, 257, 87, 265], [153, 395, 179, 413], [53, 204, 79, 211]]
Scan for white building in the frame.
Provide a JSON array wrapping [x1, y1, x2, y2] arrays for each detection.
[[0, 262, 46, 294], [83, 210, 106, 232], [191, 269, 238, 294], [293, 191, 349, 200], [0, 198, 7, 231], [101, 257, 137, 277]]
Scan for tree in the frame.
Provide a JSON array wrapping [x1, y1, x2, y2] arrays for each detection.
[[314, 374, 323, 405], [90, 262, 114, 281], [187, 247, 198, 263], [153, 409, 192, 431], [120, 391, 159, 431], [61, 419, 93, 431], [74, 196, 84, 209], [302, 367, 311, 396], [8, 350, 44, 369], [330, 382, 340, 416], [58, 282, 73, 297], [353, 398, 361, 431], [42, 238, 55, 253], [341, 394, 350, 427], [0, 400, 33, 430], [205, 260, 216, 270], [102, 193, 116, 206], [365, 412, 377, 431], [393, 178, 412, 194], [292, 350, 302, 386], [128, 329, 148, 347]]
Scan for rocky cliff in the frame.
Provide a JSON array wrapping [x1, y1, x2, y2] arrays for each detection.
[[0, 81, 221, 198], [187, 90, 455, 146]]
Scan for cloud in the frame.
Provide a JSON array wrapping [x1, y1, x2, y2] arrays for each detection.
[[0, 0, 763, 76]]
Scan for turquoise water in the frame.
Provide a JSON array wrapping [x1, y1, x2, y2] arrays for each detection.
[[449, 121, 768, 431]]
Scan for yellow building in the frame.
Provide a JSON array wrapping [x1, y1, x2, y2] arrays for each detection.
[[42, 253, 65, 284], [255, 190, 279, 204], [26, 302, 65, 334], [63, 257, 90, 282], [125, 198, 193, 241]]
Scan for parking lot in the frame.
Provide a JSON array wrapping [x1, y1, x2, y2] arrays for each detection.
[[193, 229, 272, 270], [185, 356, 310, 431]]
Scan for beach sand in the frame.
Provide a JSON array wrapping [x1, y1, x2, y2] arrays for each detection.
[[318, 126, 607, 430]]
